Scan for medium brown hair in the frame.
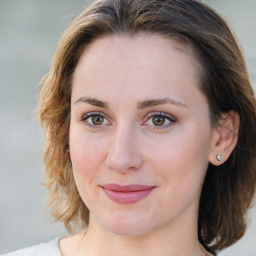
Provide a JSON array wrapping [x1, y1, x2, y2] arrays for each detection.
[[39, 0, 256, 251]]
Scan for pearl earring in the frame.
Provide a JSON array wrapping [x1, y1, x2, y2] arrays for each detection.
[[216, 154, 222, 161]]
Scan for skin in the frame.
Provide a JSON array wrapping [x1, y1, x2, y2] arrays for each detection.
[[60, 33, 238, 256]]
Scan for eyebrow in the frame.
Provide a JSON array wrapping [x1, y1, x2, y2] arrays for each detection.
[[74, 97, 109, 108], [74, 96, 187, 109], [137, 98, 187, 109]]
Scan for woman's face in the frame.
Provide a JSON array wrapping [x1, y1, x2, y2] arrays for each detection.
[[70, 34, 216, 236]]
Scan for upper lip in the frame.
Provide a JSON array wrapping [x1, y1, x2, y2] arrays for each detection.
[[102, 183, 156, 192]]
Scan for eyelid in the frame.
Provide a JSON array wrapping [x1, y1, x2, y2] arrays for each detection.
[[81, 111, 107, 120], [146, 112, 176, 121], [80, 111, 112, 128], [142, 112, 177, 129]]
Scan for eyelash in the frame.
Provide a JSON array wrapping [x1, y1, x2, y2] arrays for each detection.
[[80, 111, 176, 129], [80, 112, 111, 129], [143, 112, 176, 130]]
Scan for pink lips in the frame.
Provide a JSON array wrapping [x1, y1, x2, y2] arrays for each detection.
[[102, 184, 155, 204]]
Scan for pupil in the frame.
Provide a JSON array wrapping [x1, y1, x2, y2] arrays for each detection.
[[153, 116, 165, 126], [92, 116, 103, 125]]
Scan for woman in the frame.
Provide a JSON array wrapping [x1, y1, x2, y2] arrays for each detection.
[[4, 0, 256, 255]]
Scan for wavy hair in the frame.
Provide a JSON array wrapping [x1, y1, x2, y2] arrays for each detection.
[[39, 0, 256, 251]]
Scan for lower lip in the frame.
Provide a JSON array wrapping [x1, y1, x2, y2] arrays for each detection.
[[102, 187, 155, 204]]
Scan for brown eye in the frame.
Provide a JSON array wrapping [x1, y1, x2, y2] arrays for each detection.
[[82, 112, 110, 128], [152, 116, 166, 126], [91, 115, 104, 125], [142, 112, 176, 129]]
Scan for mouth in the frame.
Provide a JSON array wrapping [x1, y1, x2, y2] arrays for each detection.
[[101, 184, 156, 204]]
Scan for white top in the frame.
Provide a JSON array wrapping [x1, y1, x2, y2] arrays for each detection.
[[1, 237, 62, 256]]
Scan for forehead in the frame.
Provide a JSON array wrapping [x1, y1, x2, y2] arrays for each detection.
[[73, 33, 201, 86], [72, 33, 206, 108], [77, 33, 198, 62]]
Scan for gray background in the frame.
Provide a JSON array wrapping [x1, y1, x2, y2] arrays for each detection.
[[0, 0, 255, 255]]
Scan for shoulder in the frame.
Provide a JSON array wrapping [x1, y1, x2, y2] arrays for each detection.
[[1, 237, 62, 256]]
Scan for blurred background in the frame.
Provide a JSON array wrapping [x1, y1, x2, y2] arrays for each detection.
[[0, 0, 255, 255]]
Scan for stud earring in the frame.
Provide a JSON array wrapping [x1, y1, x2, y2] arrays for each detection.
[[216, 154, 222, 161]]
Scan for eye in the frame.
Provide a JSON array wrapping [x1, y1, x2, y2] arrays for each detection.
[[151, 116, 168, 126], [90, 115, 105, 125], [143, 112, 176, 129], [81, 112, 111, 128]]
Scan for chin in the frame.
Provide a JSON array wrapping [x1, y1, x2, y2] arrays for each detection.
[[100, 213, 156, 237]]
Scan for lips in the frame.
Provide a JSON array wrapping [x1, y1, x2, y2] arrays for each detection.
[[101, 184, 156, 204]]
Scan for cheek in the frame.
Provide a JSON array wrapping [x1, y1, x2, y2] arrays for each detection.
[[69, 127, 107, 181], [148, 134, 210, 212], [145, 125, 211, 187], [147, 133, 210, 170], [69, 128, 108, 206]]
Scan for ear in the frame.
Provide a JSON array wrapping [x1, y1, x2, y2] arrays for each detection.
[[208, 111, 240, 166]]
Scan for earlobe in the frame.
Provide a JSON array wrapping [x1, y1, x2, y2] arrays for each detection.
[[208, 111, 240, 166]]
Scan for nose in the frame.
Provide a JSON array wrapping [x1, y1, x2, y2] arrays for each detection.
[[105, 126, 143, 172]]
